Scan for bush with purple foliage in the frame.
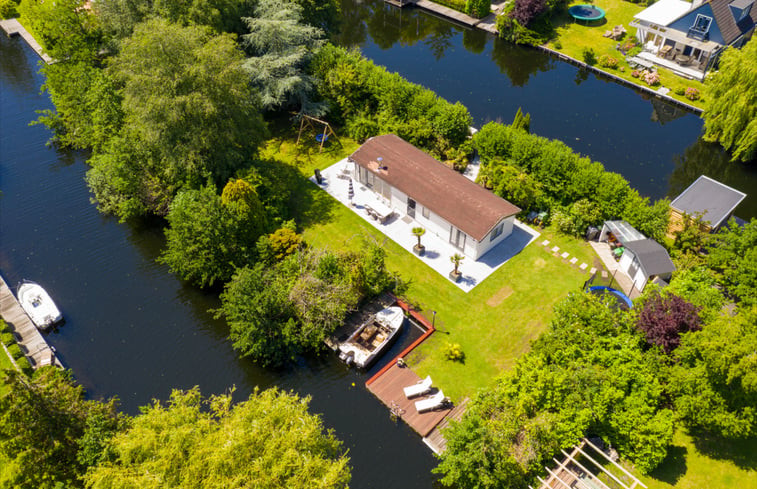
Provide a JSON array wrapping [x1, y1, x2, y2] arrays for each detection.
[[636, 292, 702, 353], [509, 0, 547, 26]]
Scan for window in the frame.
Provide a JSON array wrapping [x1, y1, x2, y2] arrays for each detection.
[[490, 222, 504, 242], [692, 14, 712, 33], [422, 206, 430, 219]]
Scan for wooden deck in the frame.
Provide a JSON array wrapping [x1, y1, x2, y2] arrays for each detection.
[[414, 0, 481, 27], [366, 363, 451, 437], [0, 18, 53, 64], [0, 273, 61, 369], [423, 397, 468, 454]]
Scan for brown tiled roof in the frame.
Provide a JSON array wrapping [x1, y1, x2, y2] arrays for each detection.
[[349, 134, 520, 241], [709, 0, 757, 44]]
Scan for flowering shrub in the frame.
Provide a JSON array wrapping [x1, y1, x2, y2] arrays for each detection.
[[598, 54, 619, 69], [685, 87, 700, 100], [642, 70, 660, 86], [631, 69, 641, 78]]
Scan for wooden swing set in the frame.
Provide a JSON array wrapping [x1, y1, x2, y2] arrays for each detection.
[[296, 115, 339, 152]]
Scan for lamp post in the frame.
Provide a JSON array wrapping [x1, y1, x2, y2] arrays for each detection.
[[432, 310, 436, 328]]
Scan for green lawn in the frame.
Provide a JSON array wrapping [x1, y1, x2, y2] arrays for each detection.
[[264, 132, 592, 401], [638, 429, 757, 489], [549, 0, 706, 109], [0, 345, 16, 396]]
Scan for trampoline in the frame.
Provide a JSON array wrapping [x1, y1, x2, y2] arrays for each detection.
[[569, 4, 606, 22], [587, 286, 633, 310]]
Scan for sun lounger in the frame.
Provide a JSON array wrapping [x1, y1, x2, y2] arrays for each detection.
[[403, 376, 433, 398], [415, 390, 446, 413]]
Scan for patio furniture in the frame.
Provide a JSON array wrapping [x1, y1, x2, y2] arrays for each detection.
[[403, 376, 433, 398], [364, 200, 394, 224], [415, 390, 447, 413], [659, 45, 673, 58]]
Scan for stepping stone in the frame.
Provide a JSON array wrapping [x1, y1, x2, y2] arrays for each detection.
[[561, 252, 569, 259], [601, 270, 608, 278], [541, 239, 550, 246], [551, 246, 560, 253], [590, 267, 597, 274], [569, 257, 578, 265], [579, 263, 588, 270]]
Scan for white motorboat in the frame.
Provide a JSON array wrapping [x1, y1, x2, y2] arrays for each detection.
[[17, 280, 63, 331], [338, 306, 404, 368]]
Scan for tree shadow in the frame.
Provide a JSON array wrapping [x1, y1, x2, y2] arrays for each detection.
[[648, 445, 688, 485], [690, 430, 757, 471]]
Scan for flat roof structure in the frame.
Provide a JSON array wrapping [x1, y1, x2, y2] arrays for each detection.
[[349, 134, 520, 242], [670, 175, 746, 229], [634, 0, 693, 25]]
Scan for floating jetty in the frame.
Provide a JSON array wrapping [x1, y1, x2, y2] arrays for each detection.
[[0, 272, 62, 369]]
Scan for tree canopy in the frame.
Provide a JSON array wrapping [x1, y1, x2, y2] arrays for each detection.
[[702, 37, 757, 162], [86, 18, 266, 219], [704, 219, 757, 306], [84, 387, 350, 489], [0, 368, 123, 489]]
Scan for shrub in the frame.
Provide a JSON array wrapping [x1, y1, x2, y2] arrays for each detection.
[[631, 69, 641, 78], [598, 54, 619, 69], [684, 87, 700, 100], [553, 40, 562, 49], [7, 343, 24, 360], [675, 87, 686, 95], [637, 292, 702, 353], [443, 342, 465, 362], [15, 356, 33, 375], [582, 48, 597, 65], [465, 0, 491, 18], [642, 70, 660, 86], [628, 46, 642, 57], [0, 0, 19, 19], [0, 319, 9, 333], [1, 332, 14, 346]]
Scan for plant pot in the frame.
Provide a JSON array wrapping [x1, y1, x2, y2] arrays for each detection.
[[449, 270, 461, 283], [413, 244, 425, 256]]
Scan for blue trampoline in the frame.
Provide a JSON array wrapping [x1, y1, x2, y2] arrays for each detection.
[[587, 286, 633, 310], [569, 4, 606, 22]]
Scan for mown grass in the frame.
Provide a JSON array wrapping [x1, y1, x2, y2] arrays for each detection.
[[264, 129, 593, 401], [548, 0, 706, 109], [0, 346, 14, 396]]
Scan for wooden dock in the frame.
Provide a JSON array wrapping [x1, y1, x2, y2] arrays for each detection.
[[0, 273, 61, 369], [423, 397, 468, 453], [366, 362, 452, 437], [413, 0, 482, 27], [0, 18, 53, 64]]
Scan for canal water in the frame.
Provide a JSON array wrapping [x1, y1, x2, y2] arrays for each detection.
[[0, 3, 755, 487]]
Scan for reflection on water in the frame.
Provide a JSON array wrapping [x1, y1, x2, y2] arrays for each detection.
[[333, 0, 755, 218]]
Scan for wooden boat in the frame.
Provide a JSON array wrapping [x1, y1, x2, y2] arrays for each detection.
[[338, 306, 404, 368], [17, 280, 62, 331]]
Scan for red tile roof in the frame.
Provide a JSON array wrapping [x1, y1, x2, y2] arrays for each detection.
[[349, 134, 520, 241]]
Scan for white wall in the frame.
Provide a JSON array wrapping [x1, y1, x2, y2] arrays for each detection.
[[475, 217, 515, 259]]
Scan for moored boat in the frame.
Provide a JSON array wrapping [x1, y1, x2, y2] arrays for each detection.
[[17, 280, 63, 331], [338, 306, 404, 368]]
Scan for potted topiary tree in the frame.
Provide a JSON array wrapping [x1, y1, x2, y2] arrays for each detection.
[[412, 227, 426, 256], [449, 253, 464, 282]]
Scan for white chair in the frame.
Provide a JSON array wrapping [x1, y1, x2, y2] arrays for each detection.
[[415, 390, 446, 413], [403, 376, 433, 398]]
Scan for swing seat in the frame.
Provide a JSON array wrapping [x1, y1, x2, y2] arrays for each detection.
[[315, 133, 329, 143]]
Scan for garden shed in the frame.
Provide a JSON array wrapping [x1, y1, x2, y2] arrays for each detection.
[[349, 134, 520, 260], [668, 175, 746, 237], [599, 221, 675, 293]]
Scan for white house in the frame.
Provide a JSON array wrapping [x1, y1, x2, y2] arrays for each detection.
[[349, 134, 521, 260]]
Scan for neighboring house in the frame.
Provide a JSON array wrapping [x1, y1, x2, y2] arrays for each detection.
[[599, 220, 676, 293], [348, 134, 521, 260], [667, 174, 747, 237], [630, 0, 757, 79]]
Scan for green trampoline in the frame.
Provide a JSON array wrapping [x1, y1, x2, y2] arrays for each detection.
[[569, 4, 606, 22]]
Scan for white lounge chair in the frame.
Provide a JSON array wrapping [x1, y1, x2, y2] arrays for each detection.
[[415, 390, 446, 413], [403, 376, 433, 398]]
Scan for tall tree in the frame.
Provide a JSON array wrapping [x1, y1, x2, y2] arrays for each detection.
[[670, 306, 757, 438], [242, 0, 326, 115], [0, 368, 122, 489], [86, 19, 266, 219], [702, 38, 757, 162], [158, 181, 267, 288], [84, 388, 351, 489], [705, 219, 757, 306]]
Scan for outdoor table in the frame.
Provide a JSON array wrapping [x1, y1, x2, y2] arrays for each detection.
[[365, 200, 393, 223]]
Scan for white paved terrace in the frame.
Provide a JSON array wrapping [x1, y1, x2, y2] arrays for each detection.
[[312, 159, 540, 293]]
